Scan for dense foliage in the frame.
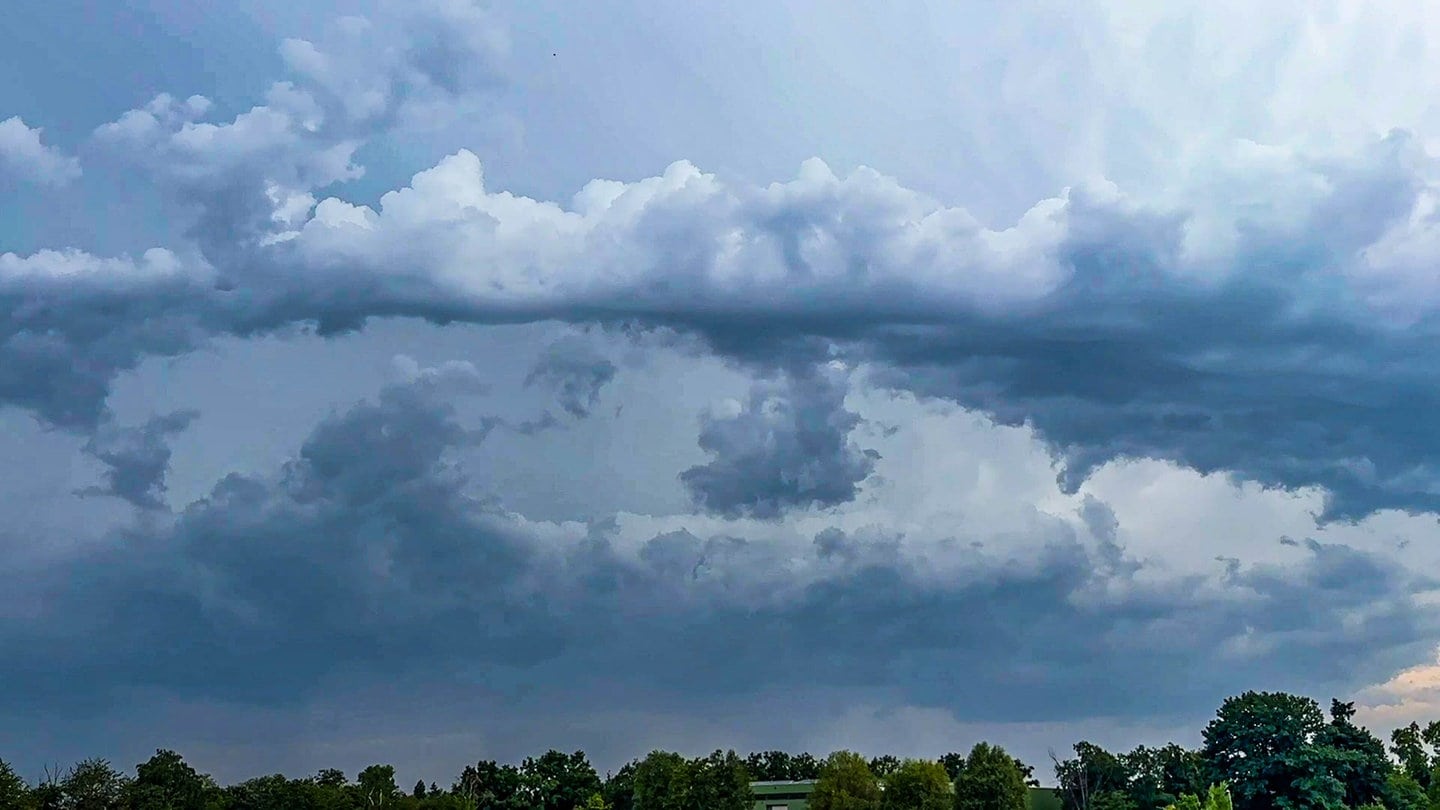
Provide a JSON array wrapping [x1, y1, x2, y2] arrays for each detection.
[[3, 691, 1439, 810]]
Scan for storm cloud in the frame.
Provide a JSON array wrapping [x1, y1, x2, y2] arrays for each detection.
[[9, 0, 1440, 786]]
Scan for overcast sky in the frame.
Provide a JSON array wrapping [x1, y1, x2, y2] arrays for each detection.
[[9, 0, 1440, 790]]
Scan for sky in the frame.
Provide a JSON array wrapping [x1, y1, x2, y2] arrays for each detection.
[[9, 0, 1440, 790]]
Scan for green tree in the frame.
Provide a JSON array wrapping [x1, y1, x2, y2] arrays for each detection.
[[954, 743, 1027, 810], [455, 761, 523, 810], [1380, 771, 1428, 810], [1163, 785, 1232, 810], [0, 759, 34, 810], [413, 781, 427, 800], [1390, 721, 1440, 796], [1054, 743, 1130, 810], [602, 763, 636, 810], [870, 758, 903, 780], [880, 760, 951, 810], [59, 759, 127, 810], [519, 751, 602, 810], [1310, 700, 1389, 809], [631, 751, 689, 810], [809, 751, 881, 810], [357, 765, 399, 809], [1201, 692, 1328, 810], [686, 751, 751, 810], [1123, 745, 1206, 810], [126, 749, 222, 810], [940, 755, 967, 783], [745, 752, 821, 782]]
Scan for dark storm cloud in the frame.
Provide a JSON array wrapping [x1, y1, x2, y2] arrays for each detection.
[[523, 335, 617, 418], [77, 410, 198, 510], [680, 364, 878, 519], [2, 370, 1433, 733], [10, 126, 1440, 521], [7, 0, 1440, 526]]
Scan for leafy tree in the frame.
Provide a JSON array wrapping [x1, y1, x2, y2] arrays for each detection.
[[0, 759, 33, 810], [1201, 692, 1328, 810], [1163, 785, 1232, 810], [602, 763, 636, 810], [1089, 792, 1137, 810], [809, 751, 880, 810], [1380, 771, 1428, 810], [59, 759, 127, 810], [224, 766, 329, 807], [954, 743, 1027, 810], [1310, 700, 1388, 809], [940, 755, 967, 783], [519, 750, 602, 810], [456, 761, 524, 810], [745, 752, 821, 782], [357, 765, 399, 809], [413, 781, 427, 799], [1390, 723, 1440, 791], [1123, 745, 1206, 810], [880, 759, 951, 810], [632, 751, 689, 810], [687, 751, 751, 810], [870, 757, 903, 779], [792, 753, 823, 781], [1054, 743, 1130, 810], [126, 749, 222, 810]]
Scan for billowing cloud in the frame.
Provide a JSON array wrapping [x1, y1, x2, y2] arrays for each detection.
[[681, 362, 878, 519], [524, 335, 617, 418], [14, 131, 1440, 520], [5, 362, 1436, 739], [13, 0, 1440, 783], [0, 116, 80, 187], [77, 410, 199, 511]]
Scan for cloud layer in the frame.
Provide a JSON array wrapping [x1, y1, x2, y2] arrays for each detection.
[[9, 0, 1440, 787]]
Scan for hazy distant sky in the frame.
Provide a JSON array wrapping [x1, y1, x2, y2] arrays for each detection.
[[8, 0, 1440, 789]]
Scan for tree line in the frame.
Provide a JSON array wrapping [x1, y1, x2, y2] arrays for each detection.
[[3, 691, 1439, 810]]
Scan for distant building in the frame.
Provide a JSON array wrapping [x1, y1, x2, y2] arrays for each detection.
[[748, 780, 1062, 810], [751, 779, 817, 810]]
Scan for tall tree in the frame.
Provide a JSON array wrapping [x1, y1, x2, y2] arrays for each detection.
[[1380, 771, 1429, 810], [809, 751, 881, 810], [519, 751, 602, 810], [126, 749, 222, 810], [940, 755, 967, 783], [0, 759, 34, 810], [687, 751, 751, 810], [602, 762, 637, 810], [870, 757, 903, 780], [631, 751, 689, 810], [1201, 692, 1340, 810], [59, 759, 127, 810], [954, 744, 1028, 810], [357, 765, 399, 809], [1390, 720, 1440, 796], [456, 761, 523, 810], [1054, 742, 1130, 810], [1310, 700, 1388, 809], [880, 760, 951, 810]]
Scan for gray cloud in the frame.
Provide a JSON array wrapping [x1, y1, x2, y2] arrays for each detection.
[[523, 334, 617, 418], [77, 410, 198, 510], [681, 364, 878, 519], [6, 9, 1440, 527], [4, 367, 1434, 766], [10, 130, 1440, 524]]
